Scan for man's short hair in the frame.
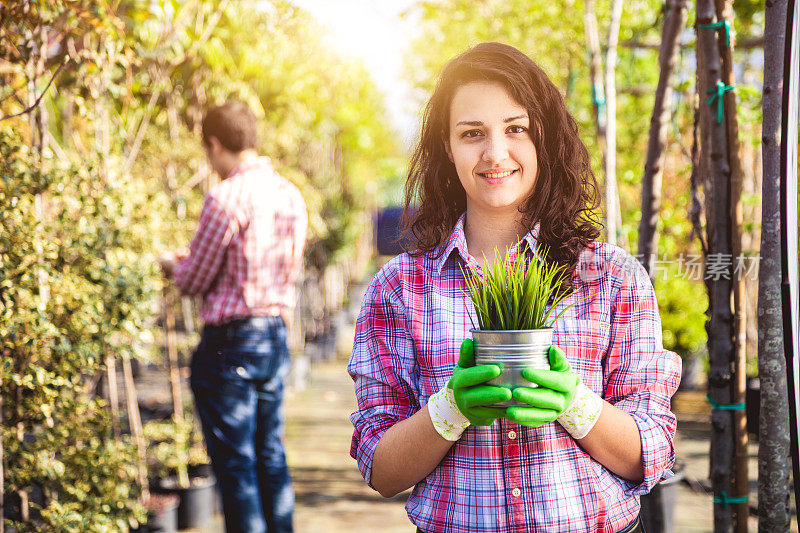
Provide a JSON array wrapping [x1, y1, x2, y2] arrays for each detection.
[[201, 101, 258, 152]]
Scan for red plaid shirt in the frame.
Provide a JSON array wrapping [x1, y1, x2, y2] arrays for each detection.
[[348, 214, 681, 533], [174, 157, 307, 325]]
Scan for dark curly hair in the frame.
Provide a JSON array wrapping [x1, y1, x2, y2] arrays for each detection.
[[402, 42, 602, 290]]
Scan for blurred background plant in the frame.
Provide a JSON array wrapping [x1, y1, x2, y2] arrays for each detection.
[[1, 0, 400, 530]]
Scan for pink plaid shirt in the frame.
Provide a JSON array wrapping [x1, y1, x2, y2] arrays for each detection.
[[349, 214, 681, 533], [174, 157, 307, 326]]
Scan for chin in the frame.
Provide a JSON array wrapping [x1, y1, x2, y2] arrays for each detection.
[[479, 196, 522, 211]]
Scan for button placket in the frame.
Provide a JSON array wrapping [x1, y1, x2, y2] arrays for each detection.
[[501, 420, 525, 525]]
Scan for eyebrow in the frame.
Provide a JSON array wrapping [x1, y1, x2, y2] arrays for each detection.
[[455, 115, 529, 127]]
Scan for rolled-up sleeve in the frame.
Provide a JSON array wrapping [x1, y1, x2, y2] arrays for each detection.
[[348, 264, 418, 488], [174, 194, 236, 296], [603, 260, 682, 496]]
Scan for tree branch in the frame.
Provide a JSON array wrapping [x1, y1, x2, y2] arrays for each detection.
[[621, 36, 764, 50], [121, 0, 230, 174], [0, 59, 68, 122]]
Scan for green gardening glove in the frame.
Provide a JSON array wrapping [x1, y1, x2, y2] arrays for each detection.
[[505, 345, 579, 428], [428, 339, 512, 441], [448, 339, 511, 426]]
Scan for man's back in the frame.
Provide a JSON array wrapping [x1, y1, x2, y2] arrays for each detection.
[[174, 156, 308, 325]]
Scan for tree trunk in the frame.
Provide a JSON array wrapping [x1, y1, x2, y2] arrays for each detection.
[[105, 354, 120, 438], [121, 352, 149, 505], [696, 1, 738, 531], [638, 0, 688, 276], [637, 3, 689, 531], [584, 0, 608, 169], [712, 1, 749, 530], [163, 285, 189, 488], [758, 0, 792, 530], [603, 0, 623, 247]]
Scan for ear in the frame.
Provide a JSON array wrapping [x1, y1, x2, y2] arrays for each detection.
[[442, 131, 454, 163], [206, 135, 223, 155]]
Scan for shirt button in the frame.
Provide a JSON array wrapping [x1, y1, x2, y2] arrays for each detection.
[[512, 488, 521, 497], [508, 430, 517, 440]]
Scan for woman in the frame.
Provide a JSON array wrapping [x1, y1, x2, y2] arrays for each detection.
[[348, 42, 680, 533]]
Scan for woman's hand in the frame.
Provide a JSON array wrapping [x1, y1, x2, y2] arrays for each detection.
[[428, 339, 511, 441], [371, 339, 510, 496], [450, 339, 510, 425], [506, 346, 603, 440], [505, 345, 580, 427]]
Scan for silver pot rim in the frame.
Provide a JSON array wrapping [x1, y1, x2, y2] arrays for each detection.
[[470, 327, 554, 334]]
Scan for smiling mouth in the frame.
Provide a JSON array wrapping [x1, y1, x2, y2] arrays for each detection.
[[479, 169, 518, 180]]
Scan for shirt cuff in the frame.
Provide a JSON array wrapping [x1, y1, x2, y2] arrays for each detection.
[[621, 412, 676, 496], [350, 414, 397, 489]]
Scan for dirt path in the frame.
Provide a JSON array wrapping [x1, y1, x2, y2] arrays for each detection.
[[285, 356, 412, 532]]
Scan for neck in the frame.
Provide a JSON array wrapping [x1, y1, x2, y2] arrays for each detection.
[[463, 206, 528, 270], [220, 149, 259, 178]]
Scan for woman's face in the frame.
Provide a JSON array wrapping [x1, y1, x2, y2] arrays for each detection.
[[446, 81, 538, 215]]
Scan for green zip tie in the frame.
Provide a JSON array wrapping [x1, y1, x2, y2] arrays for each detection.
[[713, 490, 748, 508], [699, 20, 731, 47], [706, 393, 745, 410], [591, 84, 606, 108], [705, 81, 736, 124]]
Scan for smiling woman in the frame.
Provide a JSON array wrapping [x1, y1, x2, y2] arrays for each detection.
[[445, 81, 539, 229], [348, 42, 681, 533], [403, 42, 602, 281]]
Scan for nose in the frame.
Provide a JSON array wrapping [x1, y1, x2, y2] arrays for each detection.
[[481, 132, 509, 164]]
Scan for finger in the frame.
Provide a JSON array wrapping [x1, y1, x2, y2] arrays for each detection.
[[458, 338, 475, 367], [548, 345, 571, 372], [469, 413, 503, 426], [505, 406, 559, 427], [450, 364, 502, 388], [521, 368, 579, 392], [512, 387, 569, 412], [459, 385, 512, 408], [469, 406, 507, 418]]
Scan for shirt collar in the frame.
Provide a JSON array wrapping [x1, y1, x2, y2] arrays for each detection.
[[227, 156, 273, 180], [433, 212, 542, 273]]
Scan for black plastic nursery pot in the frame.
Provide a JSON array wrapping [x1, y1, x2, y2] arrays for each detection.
[[640, 461, 685, 533], [154, 474, 217, 530], [132, 492, 179, 533]]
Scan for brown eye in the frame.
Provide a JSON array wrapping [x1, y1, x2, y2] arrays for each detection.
[[507, 125, 527, 134], [462, 130, 483, 139]]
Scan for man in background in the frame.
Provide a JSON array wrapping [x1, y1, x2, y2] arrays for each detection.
[[160, 101, 307, 533]]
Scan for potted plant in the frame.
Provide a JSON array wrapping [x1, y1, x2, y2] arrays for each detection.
[[462, 244, 579, 406], [145, 416, 216, 529], [132, 492, 179, 533]]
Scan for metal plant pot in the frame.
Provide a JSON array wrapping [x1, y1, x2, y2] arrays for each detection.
[[472, 328, 553, 406]]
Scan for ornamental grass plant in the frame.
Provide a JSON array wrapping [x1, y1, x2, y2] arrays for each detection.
[[462, 244, 577, 331]]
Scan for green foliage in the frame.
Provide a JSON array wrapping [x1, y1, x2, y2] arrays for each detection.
[[1, 130, 147, 532], [143, 411, 209, 484], [168, 0, 401, 270], [2, 0, 400, 529], [462, 246, 576, 331], [653, 265, 708, 359]]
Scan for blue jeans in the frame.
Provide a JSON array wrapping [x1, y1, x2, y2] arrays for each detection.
[[190, 316, 294, 533]]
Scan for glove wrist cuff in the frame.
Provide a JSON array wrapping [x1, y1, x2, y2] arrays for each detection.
[[427, 385, 470, 441], [557, 382, 603, 439]]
